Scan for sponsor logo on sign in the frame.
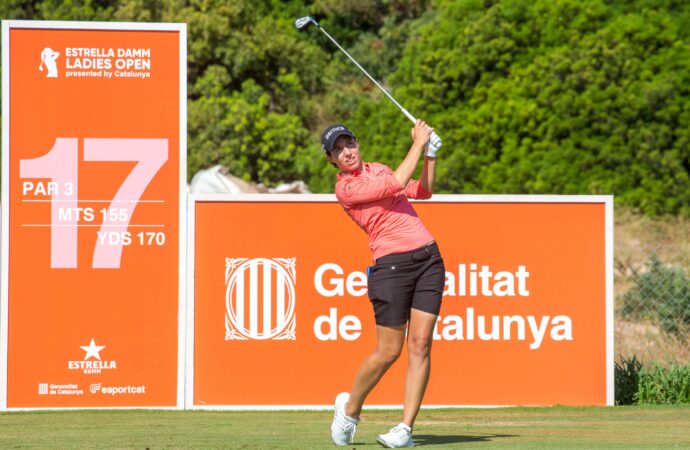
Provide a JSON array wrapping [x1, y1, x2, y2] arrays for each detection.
[[63, 47, 152, 79], [40, 383, 84, 396], [39, 48, 60, 77], [89, 382, 146, 396], [36, 46, 153, 80], [68, 338, 117, 374], [225, 258, 296, 340]]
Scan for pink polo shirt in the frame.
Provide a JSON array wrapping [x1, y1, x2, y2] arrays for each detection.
[[335, 162, 434, 261]]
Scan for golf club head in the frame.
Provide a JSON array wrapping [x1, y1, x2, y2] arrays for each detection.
[[294, 16, 319, 30], [295, 14, 424, 138]]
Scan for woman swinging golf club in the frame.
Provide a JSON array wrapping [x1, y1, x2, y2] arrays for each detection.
[[323, 120, 445, 448]]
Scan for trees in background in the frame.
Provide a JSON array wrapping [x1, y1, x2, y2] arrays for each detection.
[[347, 0, 690, 215], [2, 0, 689, 214]]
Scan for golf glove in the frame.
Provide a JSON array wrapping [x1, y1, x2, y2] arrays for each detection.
[[426, 132, 442, 158]]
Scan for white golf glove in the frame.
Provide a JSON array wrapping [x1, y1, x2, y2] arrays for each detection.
[[426, 131, 442, 158]]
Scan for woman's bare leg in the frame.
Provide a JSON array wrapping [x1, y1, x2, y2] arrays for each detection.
[[345, 324, 406, 418]]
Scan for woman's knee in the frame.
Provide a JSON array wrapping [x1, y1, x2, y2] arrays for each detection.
[[407, 335, 432, 360], [375, 344, 403, 366]]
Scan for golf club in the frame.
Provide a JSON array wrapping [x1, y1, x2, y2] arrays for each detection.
[[295, 16, 442, 150]]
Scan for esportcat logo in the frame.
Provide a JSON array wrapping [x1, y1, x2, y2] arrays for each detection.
[[225, 258, 296, 340], [90, 383, 146, 395], [68, 338, 117, 374]]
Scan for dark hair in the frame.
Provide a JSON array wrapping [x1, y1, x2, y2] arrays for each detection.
[[326, 152, 338, 168]]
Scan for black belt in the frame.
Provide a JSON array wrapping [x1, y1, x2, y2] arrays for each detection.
[[376, 242, 440, 265]]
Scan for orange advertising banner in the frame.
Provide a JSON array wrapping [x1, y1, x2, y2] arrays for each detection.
[[1, 21, 186, 408], [189, 195, 613, 407]]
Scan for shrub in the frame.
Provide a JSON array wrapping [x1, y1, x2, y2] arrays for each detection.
[[635, 363, 690, 404], [615, 355, 642, 405]]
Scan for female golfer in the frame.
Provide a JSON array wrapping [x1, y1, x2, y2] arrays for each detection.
[[323, 120, 444, 448]]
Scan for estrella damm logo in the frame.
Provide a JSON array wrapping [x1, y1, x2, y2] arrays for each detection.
[[224, 258, 296, 340]]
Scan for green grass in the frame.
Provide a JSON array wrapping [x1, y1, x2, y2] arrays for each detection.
[[1, 406, 689, 448]]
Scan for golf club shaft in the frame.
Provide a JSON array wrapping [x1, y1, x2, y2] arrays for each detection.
[[317, 27, 417, 124]]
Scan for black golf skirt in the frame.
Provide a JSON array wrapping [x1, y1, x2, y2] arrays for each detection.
[[367, 241, 445, 326]]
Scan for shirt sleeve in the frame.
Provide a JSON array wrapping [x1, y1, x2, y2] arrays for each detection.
[[335, 173, 404, 206], [404, 179, 432, 200]]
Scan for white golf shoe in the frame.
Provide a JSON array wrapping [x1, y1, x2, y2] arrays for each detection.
[[330, 392, 359, 445], [376, 422, 414, 448]]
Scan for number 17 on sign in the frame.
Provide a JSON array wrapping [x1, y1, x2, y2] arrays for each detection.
[[19, 138, 168, 269]]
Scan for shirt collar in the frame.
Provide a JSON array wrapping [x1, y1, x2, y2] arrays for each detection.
[[337, 162, 369, 179]]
